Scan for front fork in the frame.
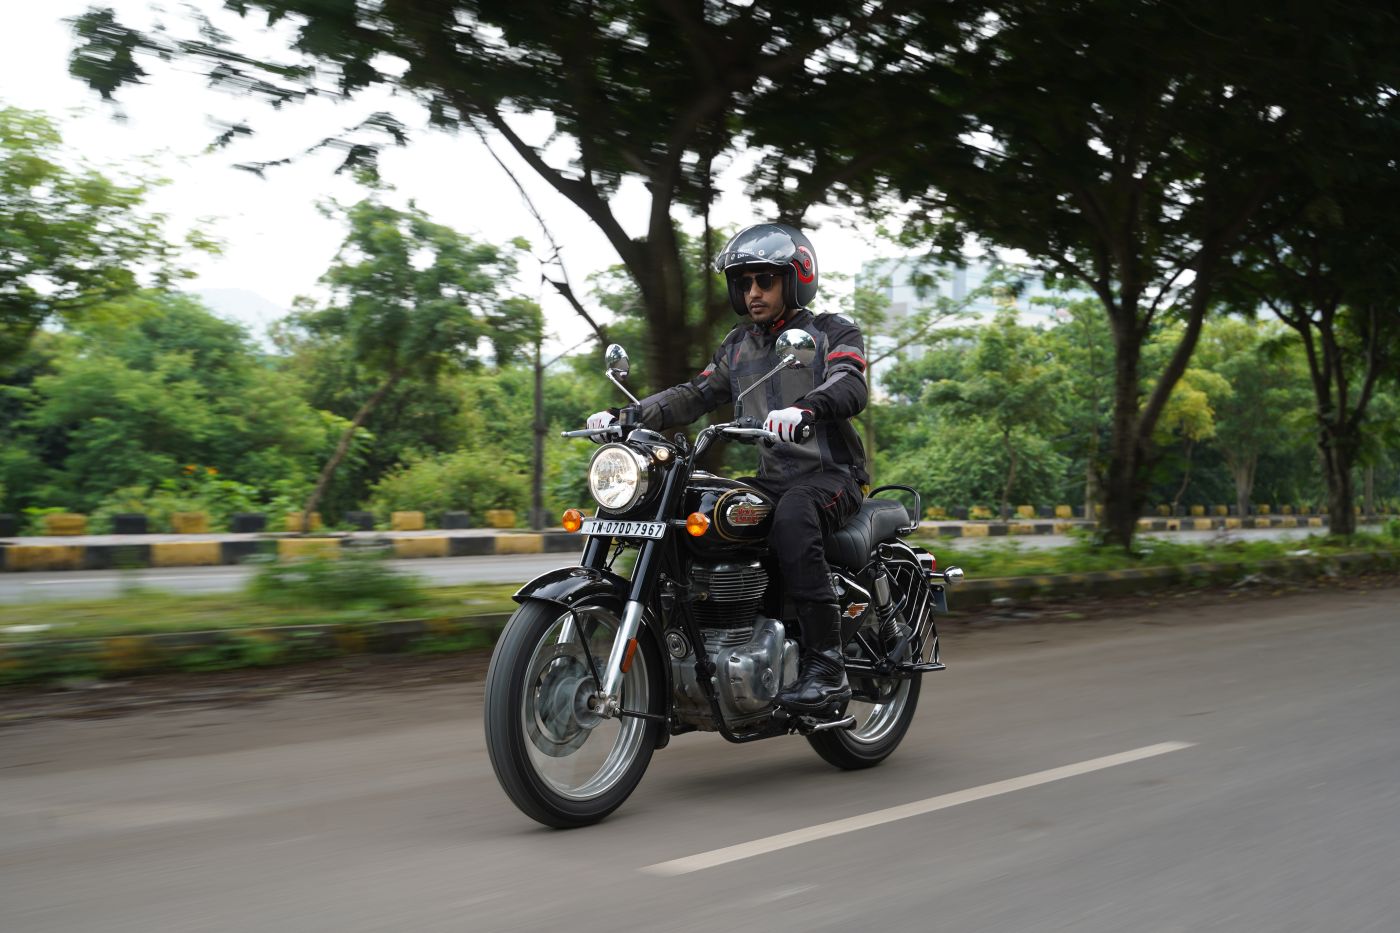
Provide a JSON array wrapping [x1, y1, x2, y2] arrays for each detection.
[[580, 460, 685, 718]]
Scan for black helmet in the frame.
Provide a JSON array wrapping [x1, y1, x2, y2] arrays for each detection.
[[714, 222, 818, 316]]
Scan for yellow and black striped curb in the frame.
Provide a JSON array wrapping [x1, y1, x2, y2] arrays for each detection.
[[926, 516, 1332, 539], [0, 533, 583, 572], [2, 551, 1395, 687], [2, 516, 1357, 572]]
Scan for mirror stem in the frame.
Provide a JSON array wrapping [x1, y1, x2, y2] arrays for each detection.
[[607, 370, 641, 405]]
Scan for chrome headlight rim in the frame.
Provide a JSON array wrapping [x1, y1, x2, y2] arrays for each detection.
[[587, 443, 653, 512]]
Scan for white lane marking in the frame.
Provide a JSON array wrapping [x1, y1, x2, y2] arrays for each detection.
[[641, 741, 1194, 876]]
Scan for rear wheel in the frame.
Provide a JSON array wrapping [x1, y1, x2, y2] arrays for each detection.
[[484, 599, 662, 827], [807, 640, 921, 770]]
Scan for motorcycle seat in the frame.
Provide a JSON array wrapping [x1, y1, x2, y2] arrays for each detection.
[[824, 498, 911, 569]]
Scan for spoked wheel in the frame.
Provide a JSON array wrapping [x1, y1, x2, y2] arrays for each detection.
[[484, 599, 662, 828], [806, 638, 921, 770]]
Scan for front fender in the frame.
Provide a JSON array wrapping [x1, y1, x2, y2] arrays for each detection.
[[512, 566, 632, 609]]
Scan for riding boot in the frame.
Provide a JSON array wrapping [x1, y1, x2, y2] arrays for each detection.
[[775, 601, 851, 717]]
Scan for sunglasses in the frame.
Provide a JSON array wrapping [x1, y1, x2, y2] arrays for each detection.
[[735, 272, 780, 293]]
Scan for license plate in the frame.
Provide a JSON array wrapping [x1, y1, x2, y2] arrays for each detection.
[[580, 518, 667, 539]]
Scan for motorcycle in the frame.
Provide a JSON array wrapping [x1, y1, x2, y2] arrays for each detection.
[[483, 330, 964, 827]]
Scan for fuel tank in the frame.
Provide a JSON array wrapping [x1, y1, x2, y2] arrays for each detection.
[[682, 472, 775, 558]]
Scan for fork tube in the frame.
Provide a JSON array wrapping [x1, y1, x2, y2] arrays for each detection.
[[597, 440, 689, 705], [599, 598, 647, 700]]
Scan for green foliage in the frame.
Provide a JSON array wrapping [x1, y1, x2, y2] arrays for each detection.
[[246, 551, 425, 611], [300, 195, 530, 378], [0, 291, 327, 513], [0, 104, 209, 366], [367, 448, 529, 522], [883, 421, 1069, 511]]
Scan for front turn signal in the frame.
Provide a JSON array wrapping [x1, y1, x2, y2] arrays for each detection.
[[685, 512, 710, 537], [562, 509, 584, 533]]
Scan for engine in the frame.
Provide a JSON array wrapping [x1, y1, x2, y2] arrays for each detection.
[[668, 560, 798, 729]]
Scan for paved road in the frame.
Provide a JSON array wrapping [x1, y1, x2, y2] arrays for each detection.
[[0, 526, 1358, 603], [2, 587, 1397, 932]]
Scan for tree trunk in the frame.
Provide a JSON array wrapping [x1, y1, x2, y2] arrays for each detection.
[[531, 340, 546, 530], [1364, 464, 1375, 520], [638, 237, 696, 394], [1101, 341, 1146, 550], [1321, 426, 1359, 536], [1228, 454, 1257, 520], [301, 368, 406, 534], [1170, 440, 1195, 515]]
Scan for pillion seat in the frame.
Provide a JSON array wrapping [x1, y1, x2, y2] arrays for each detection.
[[824, 498, 912, 569]]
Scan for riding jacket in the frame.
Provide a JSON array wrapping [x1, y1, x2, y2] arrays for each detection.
[[635, 309, 869, 490]]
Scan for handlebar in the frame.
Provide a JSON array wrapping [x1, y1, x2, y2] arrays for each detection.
[[562, 419, 811, 445], [560, 425, 621, 439]]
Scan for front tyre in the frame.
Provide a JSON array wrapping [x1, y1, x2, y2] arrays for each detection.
[[806, 659, 921, 770], [484, 599, 662, 828]]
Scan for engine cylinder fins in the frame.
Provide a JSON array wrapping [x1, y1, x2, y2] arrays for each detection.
[[691, 560, 768, 628]]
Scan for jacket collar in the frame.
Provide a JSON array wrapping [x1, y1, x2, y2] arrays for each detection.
[[748, 307, 813, 338]]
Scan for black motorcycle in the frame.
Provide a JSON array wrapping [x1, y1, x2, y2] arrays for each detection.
[[483, 331, 964, 827]]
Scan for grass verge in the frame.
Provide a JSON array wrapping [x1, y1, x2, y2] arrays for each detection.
[[910, 529, 1400, 579]]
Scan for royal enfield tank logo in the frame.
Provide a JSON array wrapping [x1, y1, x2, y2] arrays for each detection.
[[725, 502, 772, 526]]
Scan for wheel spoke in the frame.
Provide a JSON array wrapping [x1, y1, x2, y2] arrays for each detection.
[[521, 606, 649, 799]]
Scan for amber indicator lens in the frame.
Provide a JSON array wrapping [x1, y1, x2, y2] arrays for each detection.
[[562, 509, 584, 533], [685, 512, 710, 537]]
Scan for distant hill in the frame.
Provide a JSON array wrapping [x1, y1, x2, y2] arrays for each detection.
[[194, 289, 288, 346]]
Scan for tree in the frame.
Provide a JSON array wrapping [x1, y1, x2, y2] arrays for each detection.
[[291, 194, 537, 528], [67, 2, 923, 392], [1149, 365, 1231, 514], [1, 291, 325, 514], [843, 260, 976, 482], [1192, 318, 1310, 519], [776, 1, 1400, 548], [0, 104, 205, 368], [1231, 152, 1400, 534], [1041, 295, 1114, 518], [924, 310, 1065, 519]]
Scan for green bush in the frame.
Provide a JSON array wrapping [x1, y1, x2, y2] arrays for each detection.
[[246, 550, 426, 610], [367, 448, 529, 525]]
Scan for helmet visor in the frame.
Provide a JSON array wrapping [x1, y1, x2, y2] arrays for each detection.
[[714, 228, 799, 272]]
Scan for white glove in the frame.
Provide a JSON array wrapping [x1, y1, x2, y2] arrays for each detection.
[[586, 410, 617, 439], [765, 406, 814, 442]]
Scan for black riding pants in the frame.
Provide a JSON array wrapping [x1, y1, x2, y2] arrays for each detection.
[[755, 472, 863, 604]]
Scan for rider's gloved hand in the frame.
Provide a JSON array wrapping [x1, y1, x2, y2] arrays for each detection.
[[765, 406, 814, 442], [586, 409, 618, 442]]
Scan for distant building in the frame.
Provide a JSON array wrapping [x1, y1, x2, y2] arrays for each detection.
[[854, 257, 1088, 399], [857, 257, 1078, 335]]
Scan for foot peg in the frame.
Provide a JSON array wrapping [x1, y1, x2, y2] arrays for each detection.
[[803, 714, 857, 733], [774, 707, 857, 735]]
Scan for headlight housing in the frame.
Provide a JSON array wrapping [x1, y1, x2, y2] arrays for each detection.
[[588, 444, 653, 512]]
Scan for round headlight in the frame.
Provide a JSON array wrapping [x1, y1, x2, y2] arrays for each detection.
[[588, 444, 651, 511]]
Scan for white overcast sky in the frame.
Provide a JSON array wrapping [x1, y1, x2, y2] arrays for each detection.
[[1, 1, 886, 354]]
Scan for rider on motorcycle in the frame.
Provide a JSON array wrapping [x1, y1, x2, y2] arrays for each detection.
[[587, 222, 869, 719]]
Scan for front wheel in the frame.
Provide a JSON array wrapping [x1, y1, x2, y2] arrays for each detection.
[[806, 655, 921, 770], [484, 599, 663, 828]]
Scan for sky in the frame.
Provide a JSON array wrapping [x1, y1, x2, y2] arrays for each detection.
[[1, 2, 888, 356]]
